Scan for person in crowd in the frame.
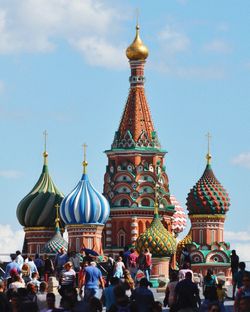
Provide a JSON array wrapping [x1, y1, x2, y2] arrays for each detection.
[[54, 246, 68, 277], [123, 246, 131, 268], [128, 248, 138, 280], [41, 292, 61, 312], [36, 281, 48, 311], [21, 263, 32, 285], [234, 271, 250, 312], [203, 269, 218, 300], [113, 256, 125, 279], [238, 296, 250, 312], [30, 272, 41, 290], [9, 291, 21, 312], [4, 254, 20, 282], [208, 303, 221, 312], [102, 276, 120, 311], [15, 250, 24, 271], [0, 280, 10, 312], [69, 251, 81, 273], [163, 270, 179, 311], [34, 253, 44, 279], [123, 269, 135, 291], [79, 261, 105, 303], [131, 277, 155, 312], [178, 262, 193, 281], [216, 281, 227, 312], [109, 283, 132, 312], [174, 271, 201, 312], [234, 262, 248, 299], [26, 282, 38, 304], [144, 248, 152, 281], [58, 261, 76, 298], [137, 250, 146, 272], [152, 301, 163, 312], [43, 254, 54, 282], [105, 254, 115, 286], [180, 247, 191, 266], [8, 274, 25, 291], [231, 250, 239, 299], [27, 255, 39, 277]]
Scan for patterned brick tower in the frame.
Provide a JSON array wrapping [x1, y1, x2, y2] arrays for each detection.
[[103, 25, 175, 253], [16, 132, 64, 255], [178, 134, 231, 278]]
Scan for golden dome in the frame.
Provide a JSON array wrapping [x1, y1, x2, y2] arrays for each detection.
[[126, 25, 149, 61]]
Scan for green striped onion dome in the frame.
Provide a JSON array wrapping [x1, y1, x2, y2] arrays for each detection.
[[16, 153, 64, 227], [44, 227, 68, 253], [136, 209, 177, 257], [186, 163, 230, 215]]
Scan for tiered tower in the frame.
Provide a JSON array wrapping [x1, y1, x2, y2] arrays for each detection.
[[103, 25, 175, 253], [60, 146, 110, 254], [16, 132, 64, 254], [181, 134, 231, 277]]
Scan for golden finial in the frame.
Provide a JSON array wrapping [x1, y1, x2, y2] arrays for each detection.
[[82, 143, 88, 174], [55, 204, 60, 229], [206, 132, 212, 164], [43, 130, 48, 165], [126, 18, 149, 61]]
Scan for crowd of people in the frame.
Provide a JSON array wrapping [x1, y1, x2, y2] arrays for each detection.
[[0, 248, 249, 312]]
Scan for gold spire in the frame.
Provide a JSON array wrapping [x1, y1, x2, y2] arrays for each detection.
[[206, 132, 212, 164], [82, 143, 88, 174], [55, 204, 60, 229], [43, 130, 48, 165], [126, 23, 149, 60]]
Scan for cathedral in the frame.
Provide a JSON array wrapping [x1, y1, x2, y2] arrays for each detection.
[[16, 24, 232, 278]]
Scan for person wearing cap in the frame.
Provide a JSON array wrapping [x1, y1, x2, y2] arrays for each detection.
[[58, 261, 76, 298], [130, 277, 155, 312]]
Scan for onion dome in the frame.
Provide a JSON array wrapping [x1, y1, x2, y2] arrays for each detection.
[[126, 24, 149, 61], [186, 152, 230, 215], [170, 195, 187, 235], [136, 202, 177, 257], [60, 148, 110, 225], [44, 204, 68, 253], [176, 230, 192, 264], [16, 144, 64, 227]]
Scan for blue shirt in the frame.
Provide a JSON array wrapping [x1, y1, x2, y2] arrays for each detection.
[[84, 266, 102, 289], [103, 285, 116, 310], [4, 261, 20, 279]]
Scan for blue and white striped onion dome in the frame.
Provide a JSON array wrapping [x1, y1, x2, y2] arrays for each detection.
[[60, 173, 110, 225]]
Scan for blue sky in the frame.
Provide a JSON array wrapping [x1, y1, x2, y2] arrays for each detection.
[[0, 0, 250, 260]]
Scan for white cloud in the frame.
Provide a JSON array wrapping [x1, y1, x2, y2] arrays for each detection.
[[0, 0, 126, 68], [204, 39, 232, 54], [0, 225, 24, 262], [232, 152, 250, 169], [225, 230, 250, 263], [157, 26, 190, 55], [0, 170, 23, 179]]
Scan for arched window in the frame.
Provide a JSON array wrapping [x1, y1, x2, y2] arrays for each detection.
[[76, 238, 80, 252], [117, 230, 126, 248], [120, 199, 129, 207], [138, 221, 143, 235], [199, 230, 203, 244], [146, 221, 150, 228], [141, 198, 150, 207]]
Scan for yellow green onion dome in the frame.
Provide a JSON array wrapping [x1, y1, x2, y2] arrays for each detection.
[[186, 154, 230, 215], [176, 230, 192, 264], [16, 152, 64, 227], [136, 203, 177, 257], [126, 24, 149, 61]]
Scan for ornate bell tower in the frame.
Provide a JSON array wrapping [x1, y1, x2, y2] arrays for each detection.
[[103, 25, 175, 254]]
